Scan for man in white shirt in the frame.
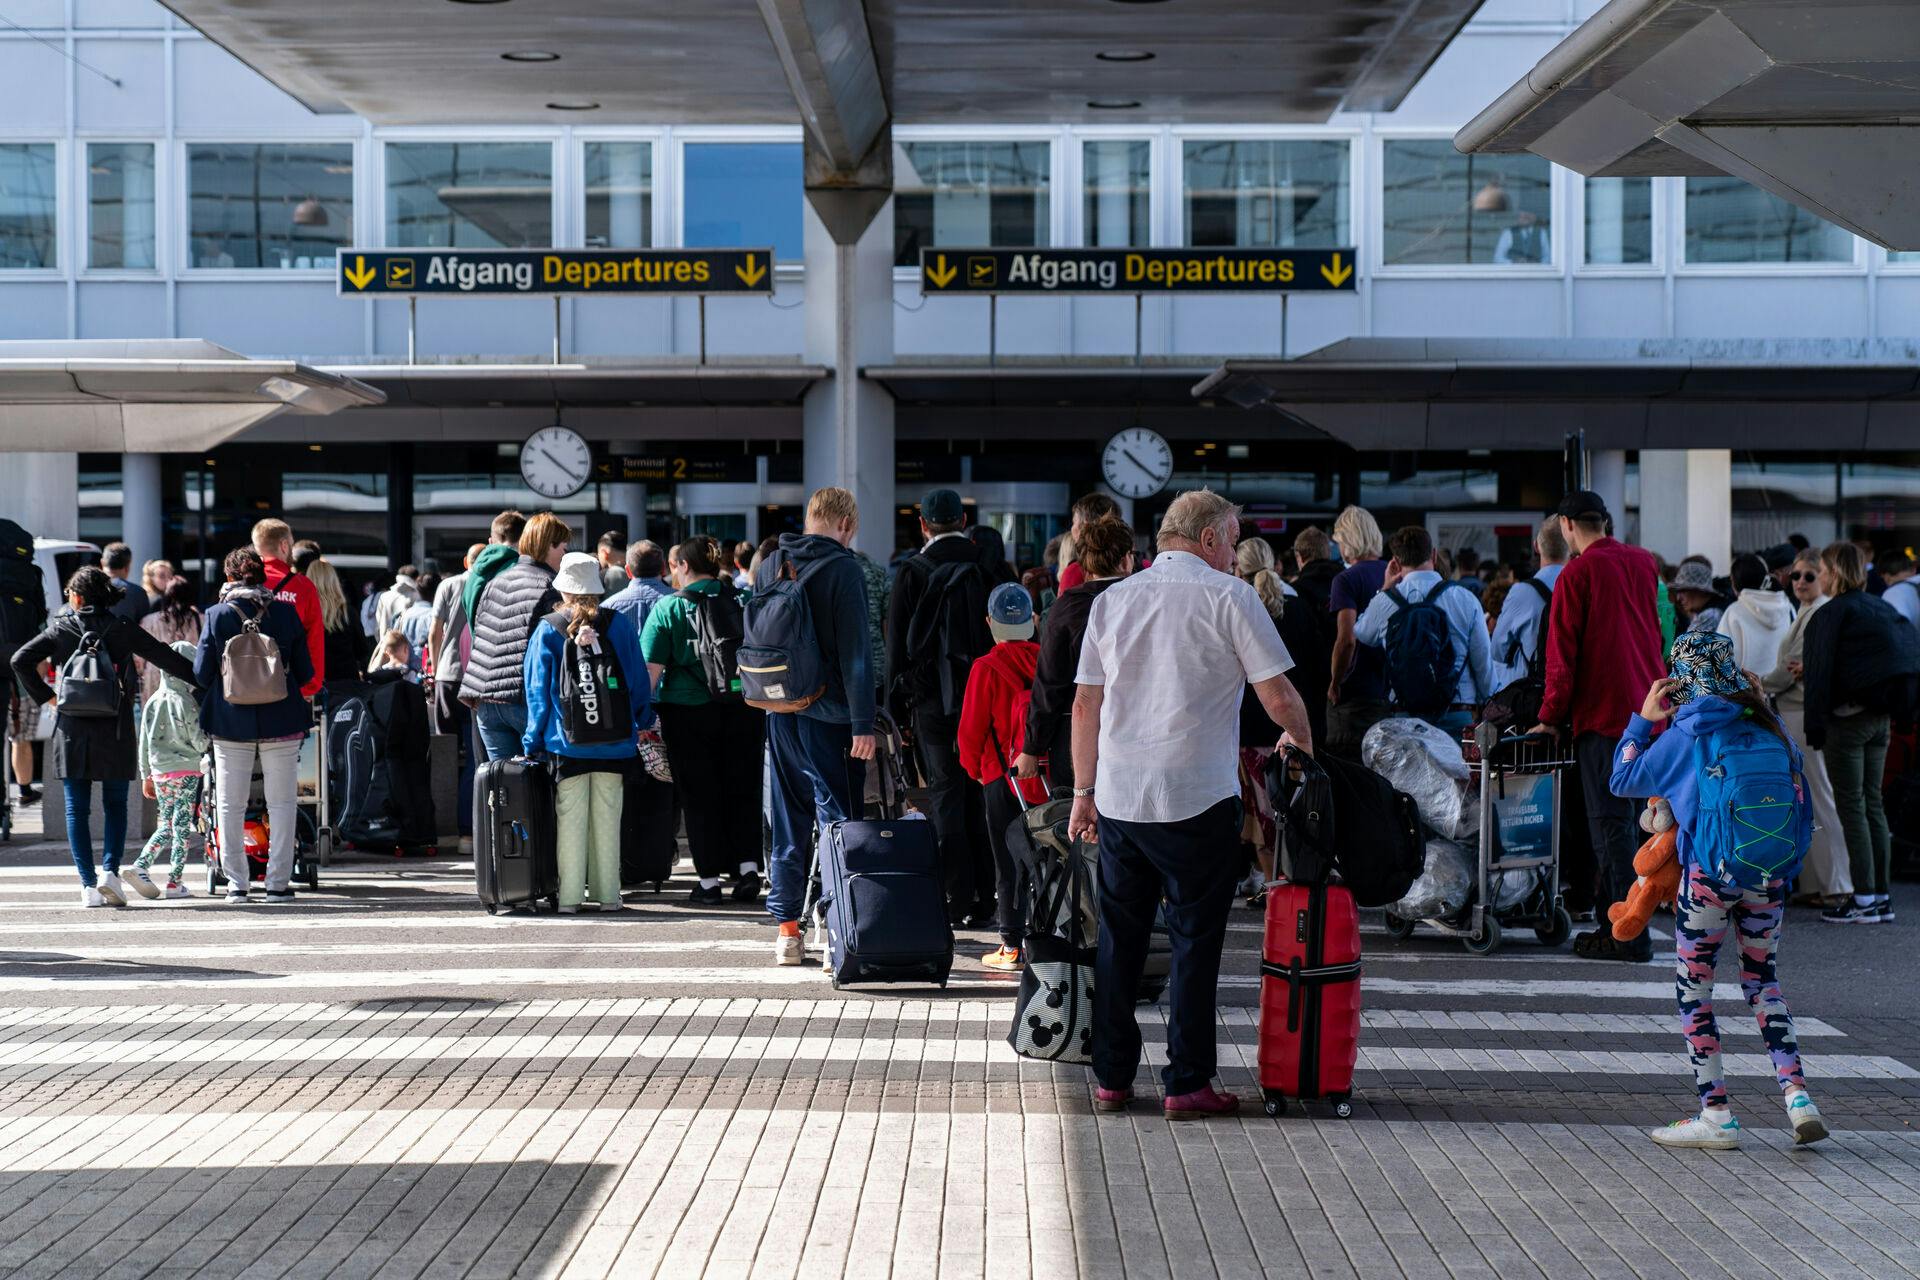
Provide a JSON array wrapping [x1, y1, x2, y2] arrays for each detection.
[[1354, 524, 1494, 732], [1488, 516, 1569, 689], [1878, 553, 1920, 629], [1069, 489, 1314, 1121]]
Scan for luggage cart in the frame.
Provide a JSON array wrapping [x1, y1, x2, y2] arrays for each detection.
[[1383, 728, 1575, 955]]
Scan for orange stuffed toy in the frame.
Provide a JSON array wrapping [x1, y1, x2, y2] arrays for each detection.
[[1609, 797, 1680, 941]]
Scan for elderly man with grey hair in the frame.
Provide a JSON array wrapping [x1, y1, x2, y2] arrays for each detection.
[[1068, 488, 1315, 1120]]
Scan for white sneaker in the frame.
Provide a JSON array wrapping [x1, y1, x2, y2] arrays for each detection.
[[774, 932, 804, 966], [96, 875, 127, 907], [1650, 1111, 1741, 1150], [163, 881, 191, 899], [126, 869, 163, 900], [1787, 1093, 1829, 1145], [79, 886, 105, 908]]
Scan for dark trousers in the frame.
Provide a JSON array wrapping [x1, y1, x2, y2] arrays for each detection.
[[1324, 698, 1392, 760], [1094, 798, 1241, 1097], [914, 708, 992, 913], [1576, 731, 1646, 949], [982, 780, 1027, 949], [765, 714, 863, 924], [658, 699, 766, 881]]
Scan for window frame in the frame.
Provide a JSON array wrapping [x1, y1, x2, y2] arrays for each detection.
[[1674, 176, 1864, 276], [1067, 127, 1160, 250], [569, 129, 666, 251], [376, 129, 564, 254], [1371, 129, 1564, 279], [176, 136, 361, 280], [1572, 172, 1665, 276], [669, 124, 806, 269], [1169, 126, 1360, 254], [0, 139, 65, 277], [80, 139, 162, 278], [887, 124, 1064, 277]]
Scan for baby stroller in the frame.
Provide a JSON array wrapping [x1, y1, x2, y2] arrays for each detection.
[[198, 726, 324, 895]]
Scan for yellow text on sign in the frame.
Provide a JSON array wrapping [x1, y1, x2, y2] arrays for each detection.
[[1124, 255, 1295, 288], [542, 255, 713, 290]]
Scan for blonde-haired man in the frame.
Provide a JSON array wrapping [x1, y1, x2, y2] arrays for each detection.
[[755, 486, 876, 965], [251, 517, 324, 695]]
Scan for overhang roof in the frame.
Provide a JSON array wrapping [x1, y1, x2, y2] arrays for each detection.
[[1196, 338, 1920, 451], [1456, 0, 1920, 249], [314, 358, 828, 408], [0, 340, 385, 453], [866, 357, 1219, 408]]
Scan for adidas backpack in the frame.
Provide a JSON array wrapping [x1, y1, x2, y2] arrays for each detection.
[[1381, 580, 1464, 720], [1691, 718, 1812, 890]]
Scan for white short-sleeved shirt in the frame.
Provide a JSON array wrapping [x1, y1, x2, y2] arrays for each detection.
[[1075, 550, 1293, 824]]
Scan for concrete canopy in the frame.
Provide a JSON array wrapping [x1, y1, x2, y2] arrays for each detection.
[[1456, 0, 1920, 250]]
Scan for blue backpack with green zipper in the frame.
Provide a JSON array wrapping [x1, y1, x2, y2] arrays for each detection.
[[1690, 717, 1812, 890]]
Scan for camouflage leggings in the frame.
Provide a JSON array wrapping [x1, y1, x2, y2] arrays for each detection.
[[135, 774, 200, 882], [1675, 863, 1805, 1109]]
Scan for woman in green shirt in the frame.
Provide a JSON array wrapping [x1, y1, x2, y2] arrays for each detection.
[[641, 535, 767, 906]]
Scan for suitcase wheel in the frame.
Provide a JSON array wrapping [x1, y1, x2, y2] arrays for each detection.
[[1332, 1096, 1354, 1120], [1262, 1092, 1286, 1118], [1382, 912, 1416, 942], [485, 902, 499, 916]]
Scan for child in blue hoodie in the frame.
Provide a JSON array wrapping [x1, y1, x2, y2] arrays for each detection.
[[1610, 631, 1827, 1151]]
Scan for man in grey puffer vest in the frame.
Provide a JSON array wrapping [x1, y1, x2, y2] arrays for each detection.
[[460, 513, 569, 762]]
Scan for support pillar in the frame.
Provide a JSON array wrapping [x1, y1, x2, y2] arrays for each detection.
[[386, 443, 415, 572], [0, 453, 78, 542], [1589, 449, 1627, 541], [1637, 449, 1730, 570], [608, 440, 647, 549], [121, 453, 164, 572]]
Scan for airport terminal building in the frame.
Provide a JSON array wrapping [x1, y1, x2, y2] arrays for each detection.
[[2, 0, 1918, 590]]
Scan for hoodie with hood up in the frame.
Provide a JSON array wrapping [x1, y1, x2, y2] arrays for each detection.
[[140, 640, 210, 777], [754, 533, 874, 734], [957, 639, 1046, 801], [1716, 588, 1793, 675], [1609, 696, 1804, 870]]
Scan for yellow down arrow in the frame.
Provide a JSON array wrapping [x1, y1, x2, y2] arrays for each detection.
[[343, 255, 377, 290], [926, 254, 958, 288], [1319, 252, 1353, 288], [734, 253, 766, 287]]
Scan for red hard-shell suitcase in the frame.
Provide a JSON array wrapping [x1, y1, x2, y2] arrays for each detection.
[[1258, 881, 1362, 1118]]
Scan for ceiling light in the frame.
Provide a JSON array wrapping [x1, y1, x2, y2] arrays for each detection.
[[1087, 99, 1142, 110], [447, 0, 512, 5], [1096, 50, 1155, 62], [546, 100, 600, 111], [501, 50, 559, 62]]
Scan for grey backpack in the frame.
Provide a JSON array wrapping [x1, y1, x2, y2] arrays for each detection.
[[222, 599, 286, 705]]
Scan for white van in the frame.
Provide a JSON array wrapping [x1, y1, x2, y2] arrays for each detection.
[[34, 538, 102, 618]]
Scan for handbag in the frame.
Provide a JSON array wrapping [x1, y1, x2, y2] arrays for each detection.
[[1007, 822, 1097, 1064], [637, 728, 672, 784], [1267, 747, 1335, 885]]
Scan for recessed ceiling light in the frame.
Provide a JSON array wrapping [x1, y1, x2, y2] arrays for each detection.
[[501, 50, 559, 62], [1096, 50, 1155, 62], [546, 100, 600, 111], [447, 0, 511, 5], [1087, 99, 1142, 110]]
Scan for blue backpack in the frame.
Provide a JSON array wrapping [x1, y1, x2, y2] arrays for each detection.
[[1691, 718, 1812, 889], [738, 552, 829, 714], [1382, 581, 1464, 719]]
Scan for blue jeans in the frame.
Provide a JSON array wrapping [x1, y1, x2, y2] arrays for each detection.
[[473, 700, 529, 764], [63, 778, 130, 887], [764, 714, 863, 923]]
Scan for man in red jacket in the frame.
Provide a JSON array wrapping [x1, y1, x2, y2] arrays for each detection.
[[252, 518, 325, 698], [1529, 491, 1665, 962], [958, 582, 1051, 971]]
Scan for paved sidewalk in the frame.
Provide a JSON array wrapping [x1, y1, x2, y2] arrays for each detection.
[[2, 802, 1918, 1279]]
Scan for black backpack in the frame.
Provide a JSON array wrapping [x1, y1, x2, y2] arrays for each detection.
[[1266, 749, 1424, 908], [547, 611, 635, 747], [1382, 580, 1464, 719], [1484, 577, 1552, 733], [683, 585, 747, 701], [903, 554, 992, 716], [56, 623, 128, 720], [0, 519, 46, 665]]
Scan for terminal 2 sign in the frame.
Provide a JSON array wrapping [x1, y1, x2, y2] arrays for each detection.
[[919, 247, 1356, 295], [337, 248, 777, 296]]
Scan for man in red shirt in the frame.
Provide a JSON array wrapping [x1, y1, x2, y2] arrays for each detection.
[[1529, 491, 1665, 962], [251, 518, 325, 698]]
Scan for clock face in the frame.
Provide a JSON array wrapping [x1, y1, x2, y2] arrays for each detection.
[[519, 425, 592, 500], [1101, 428, 1173, 500]]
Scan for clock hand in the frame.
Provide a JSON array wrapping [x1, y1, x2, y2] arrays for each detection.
[[537, 446, 572, 470], [1122, 448, 1160, 476]]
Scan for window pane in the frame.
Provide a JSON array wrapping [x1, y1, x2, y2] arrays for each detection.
[[386, 142, 552, 249], [893, 140, 1051, 266], [1084, 140, 1150, 248], [1382, 141, 1551, 266], [187, 143, 353, 269], [1583, 176, 1650, 265], [1183, 139, 1349, 248], [0, 144, 57, 269], [683, 142, 802, 261], [88, 143, 156, 270], [583, 141, 651, 249], [1684, 178, 1852, 264]]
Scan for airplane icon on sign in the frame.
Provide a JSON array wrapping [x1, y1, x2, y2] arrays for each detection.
[[386, 259, 414, 288]]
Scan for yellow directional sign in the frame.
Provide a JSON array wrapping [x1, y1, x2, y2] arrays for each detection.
[[386, 258, 415, 289], [342, 255, 377, 290], [336, 248, 778, 296], [1319, 252, 1353, 288], [733, 253, 767, 288], [919, 247, 1359, 295], [925, 254, 958, 288]]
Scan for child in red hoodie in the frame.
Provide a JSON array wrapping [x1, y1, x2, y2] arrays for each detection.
[[958, 582, 1051, 971]]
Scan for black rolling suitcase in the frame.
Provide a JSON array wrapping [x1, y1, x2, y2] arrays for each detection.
[[474, 757, 558, 914], [809, 818, 953, 988], [621, 765, 677, 891]]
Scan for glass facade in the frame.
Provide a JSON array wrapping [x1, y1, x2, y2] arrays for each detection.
[[1082, 139, 1150, 248], [87, 143, 156, 270], [583, 141, 652, 249], [1382, 141, 1551, 266], [682, 142, 803, 261], [1183, 139, 1349, 248], [187, 143, 353, 269], [386, 141, 553, 249], [893, 140, 1051, 266], [1684, 178, 1854, 264], [1584, 176, 1652, 265], [0, 143, 57, 269]]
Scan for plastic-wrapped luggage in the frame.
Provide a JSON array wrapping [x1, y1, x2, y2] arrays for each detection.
[[1362, 717, 1477, 840], [1388, 838, 1475, 921]]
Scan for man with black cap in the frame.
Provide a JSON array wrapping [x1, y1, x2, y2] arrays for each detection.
[[888, 488, 997, 924], [1530, 490, 1666, 961]]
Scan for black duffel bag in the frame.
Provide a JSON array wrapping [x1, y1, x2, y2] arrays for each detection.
[[1266, 747, 1424, 908]]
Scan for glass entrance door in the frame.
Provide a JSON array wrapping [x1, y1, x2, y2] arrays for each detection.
[[414, 516, 487, 576]]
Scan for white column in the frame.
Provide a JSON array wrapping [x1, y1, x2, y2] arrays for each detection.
[[607, 441, 647, 547], [802, 196, 895, 560], [0, 453, 78, 542], [121, 453, 165, 570], [1638, 449, 1731, 570], [1590, 449, 1627, 542]]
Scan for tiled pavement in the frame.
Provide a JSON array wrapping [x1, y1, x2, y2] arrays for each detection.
[[3, 805, 1920, 1279]]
